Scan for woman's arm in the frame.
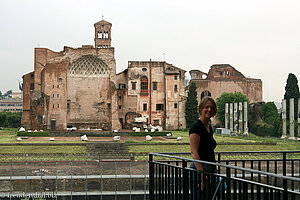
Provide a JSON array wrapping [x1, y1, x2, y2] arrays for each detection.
[[190, 133, 204, 171]]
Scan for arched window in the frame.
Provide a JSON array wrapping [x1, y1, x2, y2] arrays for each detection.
[[201, 90, 211, 99], [141, 77, 148, 94]]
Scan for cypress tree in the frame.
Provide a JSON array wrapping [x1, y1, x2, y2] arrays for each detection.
[[185, 82, 199, 128], [284, 73, 300, 120]]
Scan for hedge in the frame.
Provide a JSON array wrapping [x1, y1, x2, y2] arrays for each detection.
[[129, 131, 171, 137], [17, 131, 49, 137]]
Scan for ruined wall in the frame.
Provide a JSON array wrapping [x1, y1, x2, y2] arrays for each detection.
[[42, 60, 69, 130], [120, 61, 186, 129], [21, 72, 34, 129], [190, 64, 262, 104]]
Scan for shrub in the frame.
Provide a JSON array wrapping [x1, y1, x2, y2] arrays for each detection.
[[251, 121, 275, 137], [17, 131, 49, 137], [129, 132, 171, 137]]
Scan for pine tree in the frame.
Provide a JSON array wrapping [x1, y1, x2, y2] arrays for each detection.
[[284, 73, 300, 120], [185, 82, 199, 128]]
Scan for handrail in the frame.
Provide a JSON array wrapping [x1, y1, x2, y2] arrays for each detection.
[[149, 152, 300, 181]]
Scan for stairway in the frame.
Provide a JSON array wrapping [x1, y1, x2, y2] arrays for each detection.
[[86, 142, 131, 160]]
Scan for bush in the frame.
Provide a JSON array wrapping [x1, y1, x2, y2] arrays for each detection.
[[251, 121, 275, 137], [129, 132, 171, 137], [0, 111, 22, 128], [17, 131, 49, 137]]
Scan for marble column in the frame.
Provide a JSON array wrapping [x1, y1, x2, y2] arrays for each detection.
[[289, 98, 295, 140], [239, 102, 243, 134], [234, 102, 238, 133], [243, 101, 248, 135], [225, 103, 229, 129], [230, 103, 233, 132], [282, 99, 287, 139]]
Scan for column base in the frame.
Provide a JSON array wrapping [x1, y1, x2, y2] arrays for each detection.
[[289, 137, 296, 140], [281, 135, 287, 139]]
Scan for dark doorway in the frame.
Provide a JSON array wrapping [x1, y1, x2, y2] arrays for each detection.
[[50, 119, 56, 130]]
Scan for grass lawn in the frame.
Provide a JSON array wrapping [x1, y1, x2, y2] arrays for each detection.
[[129, 130, 300, 153], [1, 128, 299, 154]]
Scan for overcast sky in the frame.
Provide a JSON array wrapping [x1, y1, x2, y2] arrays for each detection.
[[0, 0, 299, 102]]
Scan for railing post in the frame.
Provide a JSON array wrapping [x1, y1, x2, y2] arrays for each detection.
[[218, 153, 221, 174], [182, 159, 189, 199], [283, 152, 288, 199], [149, 154, 154, 200], [283, 152, 286, 176], [226, 167, 231, 200]]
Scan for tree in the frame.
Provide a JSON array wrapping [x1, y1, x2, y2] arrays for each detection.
[[261, 102, 280, 137], [3, 90, 12, 99], [216, 92, 249, 127], [185, 82, 199, 128], [284, 73, 300, 120]]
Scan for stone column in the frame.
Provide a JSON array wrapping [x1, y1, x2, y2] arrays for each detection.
[[234, 102, 238, 134], [243, 101, 248, 135], [239, 102, 243, 134], [282, 99, 287, 138], [230, 103, 233, 132], [225, 103, 229, 129], [289, 98, 295, 140], [298, 98, 300, 140]]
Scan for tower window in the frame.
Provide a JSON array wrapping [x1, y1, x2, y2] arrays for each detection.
[[30, 83, 34, 90], [174, 103, 178, 109], [174, 85, 178, 92], [175, 76, 178, 80]]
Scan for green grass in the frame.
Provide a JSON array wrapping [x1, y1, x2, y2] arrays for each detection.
[[0, 145, 87, 154], [1, 128, 300, 155]]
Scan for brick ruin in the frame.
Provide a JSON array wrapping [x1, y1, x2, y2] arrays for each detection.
[[22, 21, 262, 131]]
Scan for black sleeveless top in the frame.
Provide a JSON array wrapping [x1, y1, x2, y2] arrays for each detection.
[[189, 120, 217, 162]]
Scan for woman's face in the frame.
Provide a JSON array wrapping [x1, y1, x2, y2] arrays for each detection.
[[201, 100, 215, 119]]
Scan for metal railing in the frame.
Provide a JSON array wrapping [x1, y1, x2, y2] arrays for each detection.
[[0, 159, 149, 200], [149, 153, 300, 200]]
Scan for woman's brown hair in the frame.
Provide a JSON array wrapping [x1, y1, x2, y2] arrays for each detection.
[[198, 96, 217, 117]]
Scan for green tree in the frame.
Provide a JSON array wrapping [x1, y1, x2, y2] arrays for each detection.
[[261, 102, 280, 137], [0, 91, 2, 99], [3, 90, 12, 98], [284, 73, 300, 120], [185, 82, 199, 128], [216, 92, 249, 127]]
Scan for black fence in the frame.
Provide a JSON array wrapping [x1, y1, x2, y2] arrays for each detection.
[[149, 152, 300, 200]]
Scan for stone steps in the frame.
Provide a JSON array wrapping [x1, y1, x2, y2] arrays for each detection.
[[86, 142, 131, 160]]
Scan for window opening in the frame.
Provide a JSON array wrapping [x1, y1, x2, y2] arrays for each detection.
[[156, 104, 164, 111], [132, 82, 136, 90], [153, 82, 157, 91], [174, 85, 178, 92], [141, 77, 148, 93], [143, 103, 147, 111]]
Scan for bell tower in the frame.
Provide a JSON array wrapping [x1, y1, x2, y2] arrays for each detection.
[[94, 20, 112, 48]]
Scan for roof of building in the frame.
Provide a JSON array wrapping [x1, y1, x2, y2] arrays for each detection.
[[94, 20, 112, 26]]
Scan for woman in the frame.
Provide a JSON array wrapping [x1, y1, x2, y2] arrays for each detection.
[[189, 96, 217, 198]]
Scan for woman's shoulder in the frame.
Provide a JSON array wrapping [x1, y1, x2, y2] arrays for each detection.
[[189, 120, 204, 135]]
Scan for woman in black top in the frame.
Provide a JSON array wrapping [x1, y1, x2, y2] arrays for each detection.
[[189, 96, 217, 198]]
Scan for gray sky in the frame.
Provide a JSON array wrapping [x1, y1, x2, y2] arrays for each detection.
[[0, 0, 299, 102]]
